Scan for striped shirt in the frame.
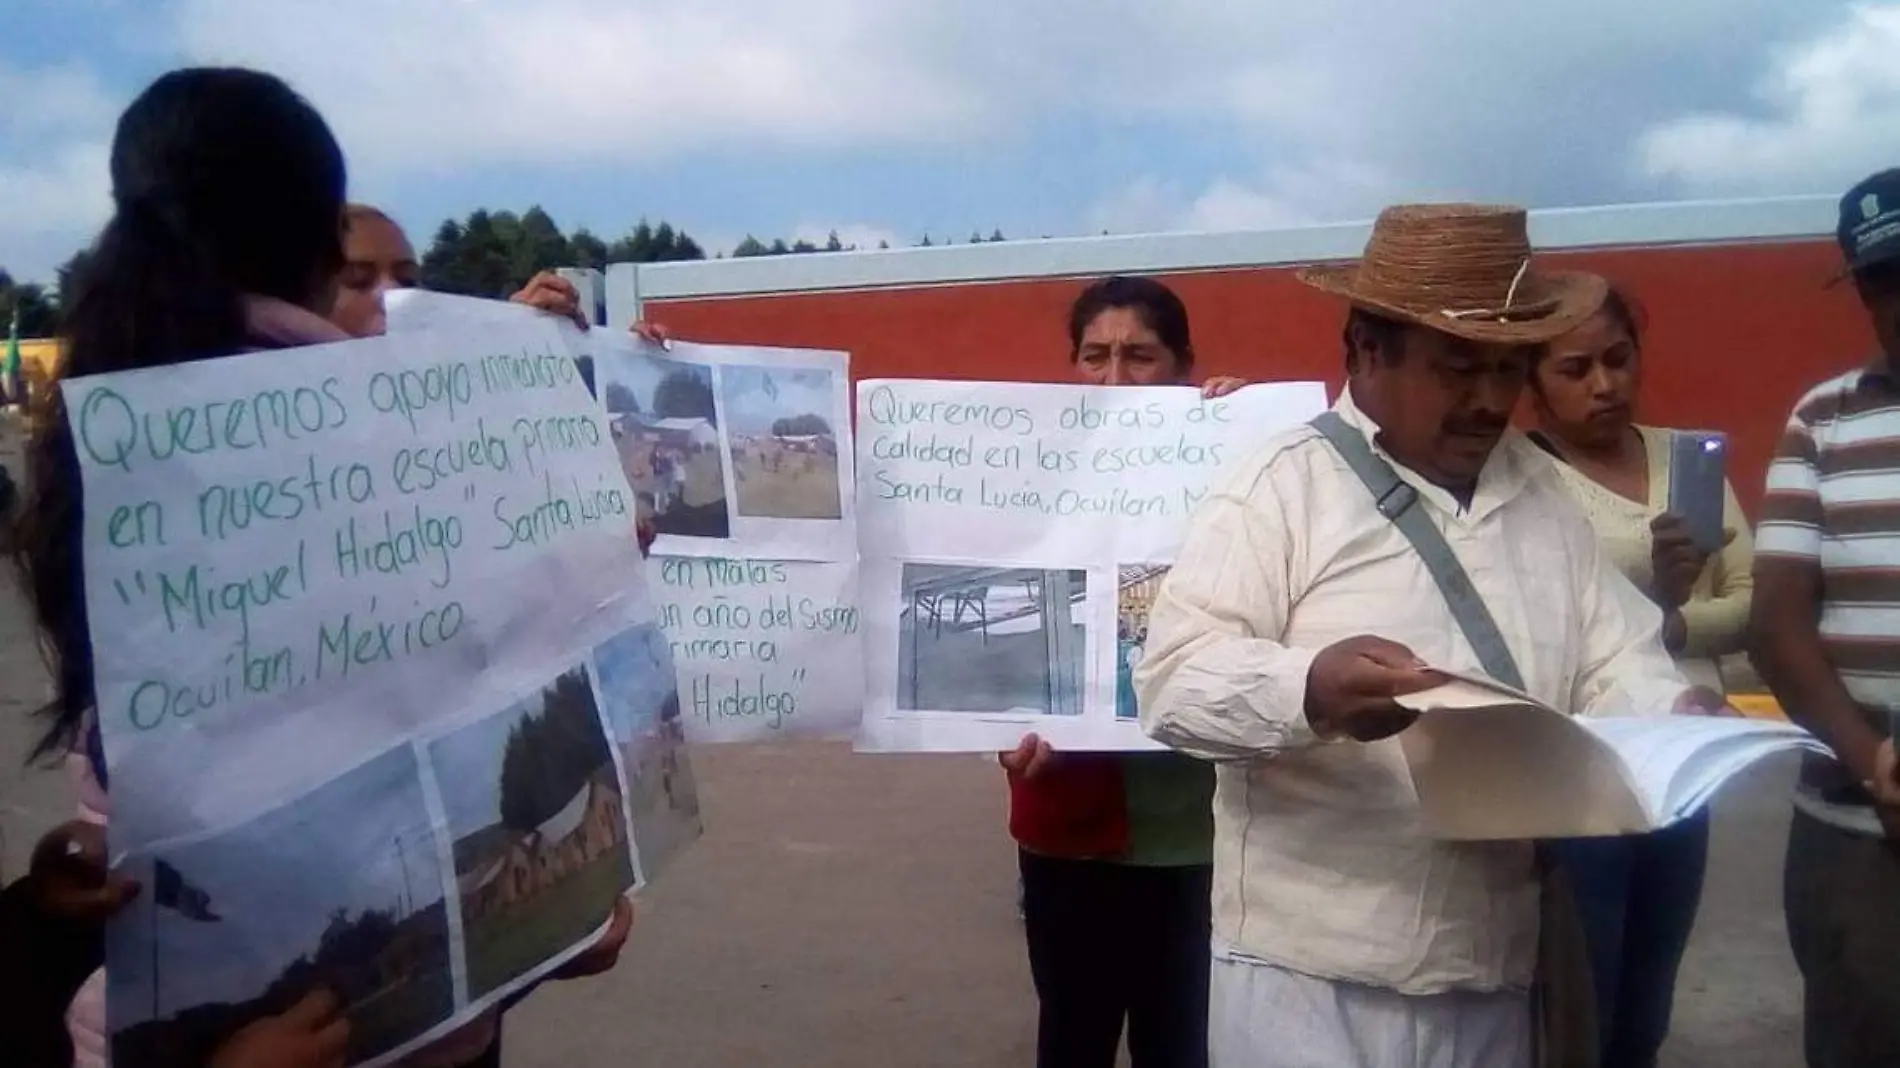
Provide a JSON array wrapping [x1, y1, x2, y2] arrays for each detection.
[[1758, 364, 1900, 834]]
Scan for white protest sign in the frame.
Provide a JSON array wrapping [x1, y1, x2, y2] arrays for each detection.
[[588, 333, 855, 562], [854, 379, 1329, 753], [69, 321, 694, 1068], [649, 555, 863, 743], [385, 293, 867, 744], [587, 333, 864, 741]]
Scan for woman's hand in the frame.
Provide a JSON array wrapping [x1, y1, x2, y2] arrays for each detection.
[[998, 733, 1054, 780], [636, 516, 657, 558], [550, 896, 635, 980], [28, 821, 140, 924], [509, 271, 588, 329], [1200, 376, 1248, 399], [208, 989, 350, 1068], [1648, 513, 1710, 611], [630, 321, 672, 349]]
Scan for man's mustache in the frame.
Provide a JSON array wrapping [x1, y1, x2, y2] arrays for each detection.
[[1443, 417, 1508, 436]]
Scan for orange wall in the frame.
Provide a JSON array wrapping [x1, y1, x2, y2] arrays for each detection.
[[648, 238, 1873, 516]]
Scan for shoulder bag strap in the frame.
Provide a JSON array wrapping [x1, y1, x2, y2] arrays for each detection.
[[1308, 411, 1526, 691]]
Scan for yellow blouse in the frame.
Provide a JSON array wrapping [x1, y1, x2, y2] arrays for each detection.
[[1543, 424, 1754, 692]]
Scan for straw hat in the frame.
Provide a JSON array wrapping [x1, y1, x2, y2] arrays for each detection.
[[1296, 203, 1607, 344]]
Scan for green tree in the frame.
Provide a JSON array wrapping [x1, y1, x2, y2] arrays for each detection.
[[0, 270, 59, 336], [671, 230, 706, 260], [771, 413, 834, 437], [422, 208, 706, 293], [497, 670, 612, 832], [603, 381, 639, 414], [731, 235, 769, 258], [652, 222, 679, 259], [54, 249, 92, 312], [824, 230, 845, 253], [653, 368, 717, 424], [419, 214, 512, 297], [568, 229, 609, 271], [609, 220, 657, 263], [510, 206, 572, 283]]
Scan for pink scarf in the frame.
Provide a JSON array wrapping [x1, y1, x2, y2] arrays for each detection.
[[242, 294, 351, 349]]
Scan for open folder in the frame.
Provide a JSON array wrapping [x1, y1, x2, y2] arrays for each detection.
[[1392, 673, 1830, 840]]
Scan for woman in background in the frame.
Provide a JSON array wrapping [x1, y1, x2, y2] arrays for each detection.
[[1001, 276, 1243, 1068], [330, 203, 586, 338], [1528, 284, 1754, 1068]]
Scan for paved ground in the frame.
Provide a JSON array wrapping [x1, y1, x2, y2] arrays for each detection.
[[0, 563, 1806, 1067]]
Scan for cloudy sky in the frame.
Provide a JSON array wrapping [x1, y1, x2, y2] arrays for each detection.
[[4, 0, 1898, 284], [721, 365, 839, 436]]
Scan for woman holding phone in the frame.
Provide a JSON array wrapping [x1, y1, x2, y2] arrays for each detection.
[[1526, 283, 1754, 1068]]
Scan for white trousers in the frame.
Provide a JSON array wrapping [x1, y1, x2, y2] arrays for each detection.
[[1209, 954, 1532, 1068]]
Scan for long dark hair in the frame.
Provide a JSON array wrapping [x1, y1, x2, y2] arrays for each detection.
[[10, 67, 346, 759]]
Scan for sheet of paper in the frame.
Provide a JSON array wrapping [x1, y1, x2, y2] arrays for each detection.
[[70, 321, 687, 1068], [855, 379, 1329, 752], [1397, 700, 1654, 837], [1396, 681, 1827, 838], [589, 333, 855, 562], [650, 555, 863, 743], [388, 291, 865, 743], [388, 292, 858, 564], [1579, 715, 1827, 822]]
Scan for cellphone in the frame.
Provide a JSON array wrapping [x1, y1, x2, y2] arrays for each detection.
[[1667, 430, 1728, 554]]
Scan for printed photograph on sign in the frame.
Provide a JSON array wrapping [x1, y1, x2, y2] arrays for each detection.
[[718, 364, 845, 520], [897, 564, 1088, 716], [598, 353, 731, 539], [108, 745, 453, 1068], [591, 624, 702, 879], [427, 666, 633, 1000], [1117, 565, 1169, 720]]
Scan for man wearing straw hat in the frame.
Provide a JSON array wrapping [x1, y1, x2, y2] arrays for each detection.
[[1135, 204, 1725, 1066]]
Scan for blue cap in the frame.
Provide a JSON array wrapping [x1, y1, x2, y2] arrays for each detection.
[[1840, 168, 1900, 273]]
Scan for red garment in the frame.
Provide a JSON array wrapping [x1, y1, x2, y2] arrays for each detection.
[[1006, 753, 1130, 858]]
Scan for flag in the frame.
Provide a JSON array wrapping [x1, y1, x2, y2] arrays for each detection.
[[153, 858, 221, 922], [2, 305, 21, 406]]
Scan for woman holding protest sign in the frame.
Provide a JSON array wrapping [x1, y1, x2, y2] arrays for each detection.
[[630, 278, 1242, 1067], [7, 67, 638, 1068], [337, 203, 657, 555], [1004, 276, 1242, 1068]]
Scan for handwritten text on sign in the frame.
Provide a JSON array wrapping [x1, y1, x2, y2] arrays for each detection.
[[652, 555, 863, 742], [67, 322, 649, 756], [856, 379, 1330, 564]]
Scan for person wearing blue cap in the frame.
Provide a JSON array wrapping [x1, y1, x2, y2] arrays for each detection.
[[1751, 167, 1900, 1068]]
